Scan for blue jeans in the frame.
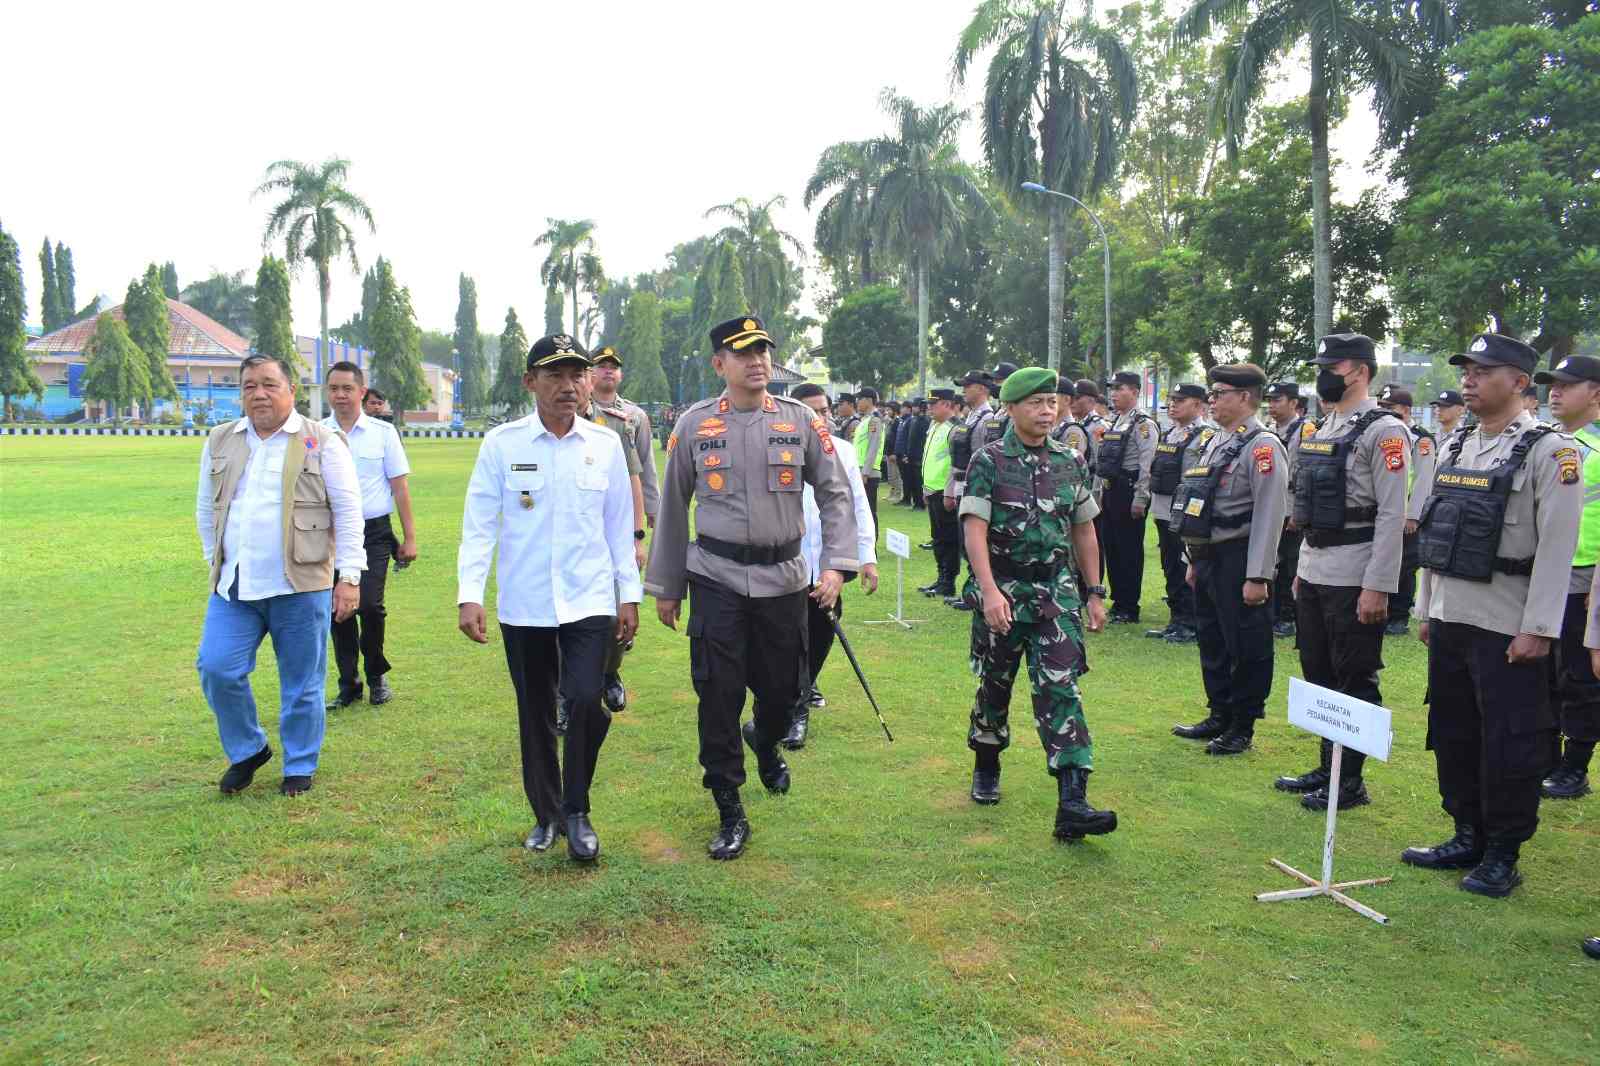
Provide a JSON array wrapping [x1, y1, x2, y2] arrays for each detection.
[[197, 581, 331, 776]]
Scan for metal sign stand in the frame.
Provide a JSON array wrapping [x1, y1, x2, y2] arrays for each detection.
[[864, 529, 921, 630]]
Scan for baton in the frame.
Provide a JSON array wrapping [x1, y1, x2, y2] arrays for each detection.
[[828, 611, 894, 743]]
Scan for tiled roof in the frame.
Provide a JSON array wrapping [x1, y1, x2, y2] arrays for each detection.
[[27, 298, 251, 358]]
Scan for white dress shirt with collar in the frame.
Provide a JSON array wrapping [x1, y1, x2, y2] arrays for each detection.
[[321, 412, 410, 520], [803, 445, 877, 583], [457, 409, 643, 627], [196, 411, 367, 601]]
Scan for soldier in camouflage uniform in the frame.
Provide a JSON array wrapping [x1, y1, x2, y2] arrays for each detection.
[[959, 366, 1116, 841]]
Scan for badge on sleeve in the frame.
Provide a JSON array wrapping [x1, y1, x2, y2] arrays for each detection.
[[1418, 436, 1433, 457], [810, 416, 834, 455], [666, 433, 678, 453], [1380, 436, 1406, 472], [1140, 422, 1152, 439], [1302, 420, 1318, 438], [1252, 443, 1275, 474], [1555, 447, 1581, 485]]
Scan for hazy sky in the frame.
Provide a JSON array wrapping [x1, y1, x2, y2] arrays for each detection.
[[6, 0, 1380, 346]]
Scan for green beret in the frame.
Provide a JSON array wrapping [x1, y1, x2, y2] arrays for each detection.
[[999, 366, 1057, 404]]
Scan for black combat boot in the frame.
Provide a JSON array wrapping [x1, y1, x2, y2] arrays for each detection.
[[1054, 767, 1118, 840], [1400, 821, 1483, 869], [1206, 718, 1254, 756], [1300, 775, 1370, 811], [1172, 712, 1226, 740], [1460, 840, 1523, 898], [1542, 740, 1594, 799], [1274, 739, 1331, 793], [708, 788, 750, 860], [970, 747, 1000, 805], [1163, 623, 1198, 644], [781, 707, 809, 751], [742, 720, 791, 794]]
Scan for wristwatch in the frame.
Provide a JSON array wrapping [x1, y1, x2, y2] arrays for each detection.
[[1246, 577, 1269, 585], [633, 529, 647, 541], [1083, 585, 1107, 599], [338, 572, 361, 587]]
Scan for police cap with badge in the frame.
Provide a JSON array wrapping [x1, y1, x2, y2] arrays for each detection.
[[958, 369, 995, 390], [1534, 355, 1600, 386], [929, 387, 957, 403], [592, 345, 623, 367], [527, 334, 593, 369], [1171, 383, 1208, 401], [1310, 332, 1378, 365], [1429, 389, 1465, 408], [1074, 379, 1102, 400], [1107, 370, 1142, 390], [1265, 381, 1301, 401], [1449, 332, 1538, 373], [1377, 385, 1414, 409], [709, 315, 775, 353]]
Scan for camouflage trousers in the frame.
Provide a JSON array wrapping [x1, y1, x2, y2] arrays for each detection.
[[967, 603, 1092, 773]]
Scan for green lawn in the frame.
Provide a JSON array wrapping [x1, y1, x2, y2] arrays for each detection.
[[1, 436, 1595, 1065]]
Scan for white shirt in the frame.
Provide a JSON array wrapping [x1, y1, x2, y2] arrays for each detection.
[[322, 412, 410, 520], [457, 410, 642, 626], [196, 411, 367, 601], [803, 445, 877, 582]]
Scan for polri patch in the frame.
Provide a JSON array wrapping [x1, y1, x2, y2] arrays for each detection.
[[1418, 437, 1433, 456], [1379, 436, 1407, 472], [1556, 446, 1581, 485], [1252, 443, 1275, 474]]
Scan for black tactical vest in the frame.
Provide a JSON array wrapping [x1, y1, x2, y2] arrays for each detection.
[[948, 414, 979, 475], [1416, 425, 1552, 582], [1173, 427, 1261, 539], [1292, 408, 1399, 532], [1096, 411, 1150, 479], [1151, 421, 1208, 497]]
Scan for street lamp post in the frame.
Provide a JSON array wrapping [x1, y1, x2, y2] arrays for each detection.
[[1021, 182, 1113, 383]]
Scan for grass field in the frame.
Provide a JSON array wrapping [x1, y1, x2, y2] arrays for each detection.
[[2, 435, 1596, 1065]]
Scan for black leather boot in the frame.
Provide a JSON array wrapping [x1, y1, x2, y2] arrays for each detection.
[[1206, 720, 1254, 756], [1274, 739, 1331, 792], [1172, 713, 1226, 740], [1400, 821, 1483, 869], [970, 748, 1000, 805], [708, 788, 750, 860], [781, 709, 809, 751], [1461, 840, 1523, 898], [742, 720, 790, 794], [1300, 775, 1370, 811], [1542, 740, 1594, 799], [1054, 767, 1118, 840]]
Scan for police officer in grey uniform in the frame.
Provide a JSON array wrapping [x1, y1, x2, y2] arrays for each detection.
[[1376, 384, 1437, 637], [645, 315, 859, 861], [1274, 334, 1410, 811], [944, 370, 996, 611], [1265, 382, 1311, 638], [1146, 383, 1212, 643], [1050, 378, 1091, 456], [1096, 370, 1158, 623], [1171, 364, 1289, 754], [1402, 333, 1582, 897]]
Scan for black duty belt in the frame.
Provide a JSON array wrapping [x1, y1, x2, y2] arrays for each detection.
[[990, 557, 1066, 583], [1184, 539, 1248, 562], [696, 534, 802, 566], [1304, 527, 1375, 549]]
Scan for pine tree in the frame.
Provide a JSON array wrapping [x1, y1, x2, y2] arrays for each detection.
[[254, 256, 303, 378], [543, 286, 565, 336], [618, 291, 669, 404], [81, 313, 152, 423], [454, 273, 484, 414], [125, 265, 177, 401], [54, 244, 75, 326], [368, 261, 428, 422], [493, 307, 530, 415], [0, 221, 45, 419], [161, 261, 179, 299], [39, 239, 59, 332]]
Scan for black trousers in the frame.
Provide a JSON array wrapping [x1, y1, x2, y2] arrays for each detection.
[[904, 464, 924, 507], [863, 476, 880, 526], [1155, 518, 1195, 627], [928, 497, 960, 588], [688, 579, 808, 790], [807, 592, 841, 689], [1427, 620, 1558, 843], [1389, 532, 1419, 623], [1101, 476, 1147, 614], [1554, 591, 1600, 742], [331, 514, 396, 693], [1274, 526, 1302, 624], [501, 617, 614, 824], [1296, 581, 1385, 779], [1194, 540, 1274, 723]]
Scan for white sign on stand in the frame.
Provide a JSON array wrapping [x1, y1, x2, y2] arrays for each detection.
[[1256, 677, 1396, 925], [864, 529, 921, 630]]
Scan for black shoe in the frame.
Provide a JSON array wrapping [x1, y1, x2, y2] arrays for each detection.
[[1164, 624, 1198, 644], [1054, 767, 1117, 839], [1144, 625, 1175, 640], [279, 775, 313, 796], [781, 710, 809, 751], [1541, 767, 1591, 800], [971, 769, 1001, 805], [1460, 842, 1523, 898], [1583, 937, 1600, 960], [1301, 778, 1370, 811], [1383, 619, 1409, 637], [525, 822, 564, 851], [919, 541, 934, 551], [742, 720, 791, 794], [219, 746, 273, 795], [556, 697, 570, 737], [326, 688, 362, 711], [565, 814, 600, 862], [368, 676, 394, 706], [1272, 620, 1296, 638], [1206, 728, 1253, 755], [1173, 715, 1226, 740], [1401, 821, 1483, 870], [945, 596, 972, 611], [1274, 744, 1331, 792], [806, 686, 826, 710], [919, 582, 941, 596], [708, 788, 751, 860], [602, 673, 627, 714], [1108, 609, 1137, 624]]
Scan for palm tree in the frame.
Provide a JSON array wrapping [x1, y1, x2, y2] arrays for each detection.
[[954, 1, 1137, 373], [803, 140, 885, 291], [704, 196, 806, 329], [533, 218, 600, 338], [254, 158, 376, 417], [1174, 0, 1456, 342], [864, 90, 993, 394]]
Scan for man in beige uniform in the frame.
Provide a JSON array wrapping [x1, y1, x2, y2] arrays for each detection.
[[1377, 384, 1437, 637], [1146, 382, 1212, 644], [591, 346, 660, 524], [1275, 333, 1410, 811], [646, 315, 859, 861], [1095, 370, 1158, 623], [1170, 364, 1288, 754], [1401, 333, 1581, 898]]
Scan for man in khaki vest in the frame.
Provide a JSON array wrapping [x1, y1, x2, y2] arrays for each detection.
[[196, 355, 366, 796]]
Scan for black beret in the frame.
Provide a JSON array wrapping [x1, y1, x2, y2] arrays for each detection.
[[1056, 377, 1077, 396], [990, 362, 1019, 382], [1170, 383, 1207, 401], [1310, 333, 1377, 365], [1535, 354, 1600, 385], [527, 334, 591, 370], [1377, 384, 1414, 407], [1265, 381, 1301, 400], [1073, 379, 1102, 399], [929, 387, 957, 402], [1429, 389, 1464, 407], [1206, 362, 1268, 389], [790, 383, 827, 401], [709, 315, 773, 353], [857, 386, 880, 402], [1449, 332, 1538, 374], [1108, 371, 1142, 389]]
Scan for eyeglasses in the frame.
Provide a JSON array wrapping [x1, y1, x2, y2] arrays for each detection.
[[1206, 387, 1248, 400]]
